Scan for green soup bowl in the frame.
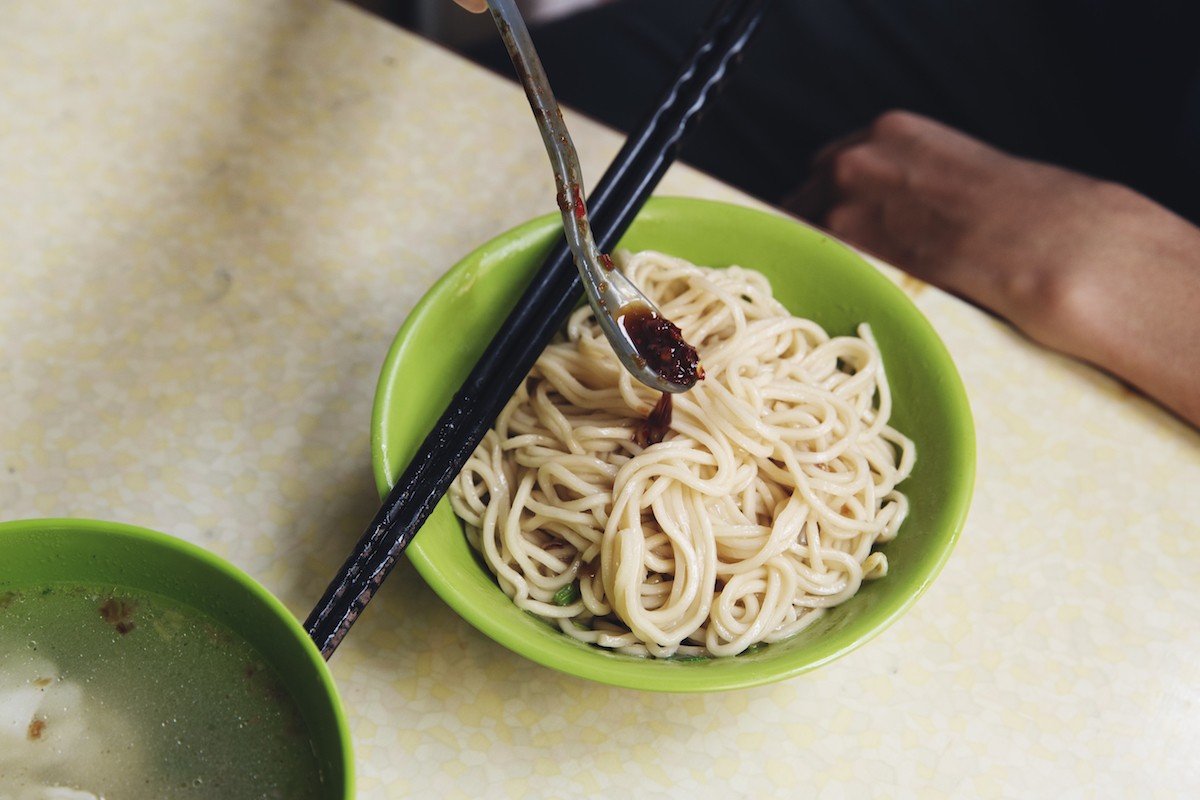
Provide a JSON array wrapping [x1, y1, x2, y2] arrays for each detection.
[[0, 517, 353, 798]]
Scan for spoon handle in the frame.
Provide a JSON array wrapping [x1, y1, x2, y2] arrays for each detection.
[[486, 0, 601, 285]]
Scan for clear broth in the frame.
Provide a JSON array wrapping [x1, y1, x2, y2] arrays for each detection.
[[0, 585, 325, 799]]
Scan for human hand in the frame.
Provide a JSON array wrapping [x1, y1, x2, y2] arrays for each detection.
[[451, 0, 488, 12], [788, 110, 1200, 427]]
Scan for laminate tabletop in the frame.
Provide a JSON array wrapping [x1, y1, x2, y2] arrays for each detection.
[[2, 2, 1197, 797]]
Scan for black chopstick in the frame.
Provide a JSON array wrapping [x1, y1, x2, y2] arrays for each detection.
[[305, 0, 773, 659]]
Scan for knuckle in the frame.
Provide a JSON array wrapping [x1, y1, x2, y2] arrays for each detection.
[[825, 203, 863, 236], [828, 143, 875, 188], [872, 109, 925, 137], [870, 110, 952, 153]]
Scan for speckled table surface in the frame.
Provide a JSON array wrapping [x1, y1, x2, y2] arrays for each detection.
[[3, 1, 1199, 798]]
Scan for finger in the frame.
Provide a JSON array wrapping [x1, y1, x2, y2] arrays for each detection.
[[783, 170, 837, 223], [786, 128, 878, 223], [454, 0, 489, 12], [824, 196, 886, 250], [783, 127, 873, 222], [809, 127, 870, 170]]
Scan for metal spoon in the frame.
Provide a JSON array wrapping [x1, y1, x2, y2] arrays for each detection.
[[486, 0, 702, 393]]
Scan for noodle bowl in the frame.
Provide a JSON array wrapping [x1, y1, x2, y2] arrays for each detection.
[[449, 251, 915, 658]]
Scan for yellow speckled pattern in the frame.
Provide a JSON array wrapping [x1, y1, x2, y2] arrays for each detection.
[[3, 1, 1199, 797]]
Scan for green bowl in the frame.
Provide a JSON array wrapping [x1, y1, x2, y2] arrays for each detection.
[[0, 518, 354, 797], [372, 197, 975, 692]]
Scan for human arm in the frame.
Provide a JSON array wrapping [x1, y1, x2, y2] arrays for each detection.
[[787, 110, 1200, 428]]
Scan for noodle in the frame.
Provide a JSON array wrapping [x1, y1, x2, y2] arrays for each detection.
[[449, 250, 915, 658]]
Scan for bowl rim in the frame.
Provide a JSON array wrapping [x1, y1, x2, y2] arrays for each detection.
[[0, 516, 355, 797], [372, 196, 976, 692]]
